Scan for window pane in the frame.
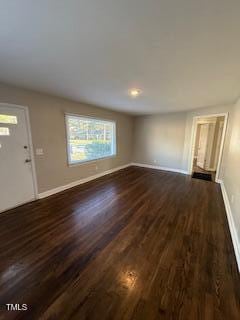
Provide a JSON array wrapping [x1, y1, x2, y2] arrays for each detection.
[[0, 114, 17, 124], [0, 127, 10, 136], [66, 115, 116, 164]]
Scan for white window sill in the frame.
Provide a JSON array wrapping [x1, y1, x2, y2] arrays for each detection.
[[68, 154, 117, 167]]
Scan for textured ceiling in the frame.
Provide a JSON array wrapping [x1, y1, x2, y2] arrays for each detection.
[[0, 0, 240, 114]]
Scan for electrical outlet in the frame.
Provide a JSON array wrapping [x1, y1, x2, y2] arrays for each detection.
[[153, 159, 157, 164]]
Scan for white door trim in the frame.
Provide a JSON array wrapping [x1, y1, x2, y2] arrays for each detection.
[[188, 112, 229, 182], [0, 102, 38, 203]]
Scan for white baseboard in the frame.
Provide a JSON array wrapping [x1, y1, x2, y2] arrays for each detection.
[[131, 162, 188, 175], [219, 180, 240, 272], [38, 163, 131, 199], [38, 162, 188, 199]]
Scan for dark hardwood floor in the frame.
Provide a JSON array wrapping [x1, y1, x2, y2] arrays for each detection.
[[0, 166, 239, 320]]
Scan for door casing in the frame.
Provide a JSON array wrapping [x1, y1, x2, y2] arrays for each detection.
[[188, 112, 228, 182]]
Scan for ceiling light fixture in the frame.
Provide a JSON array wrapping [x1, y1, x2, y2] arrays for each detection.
[[129, 88, 141, 97]]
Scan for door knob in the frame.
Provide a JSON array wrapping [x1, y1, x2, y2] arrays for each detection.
[[25, 159, 31, 163]]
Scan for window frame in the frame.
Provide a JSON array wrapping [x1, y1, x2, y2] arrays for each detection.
[[65, 113, 117, 166]]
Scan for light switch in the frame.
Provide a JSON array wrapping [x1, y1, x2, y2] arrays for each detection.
[[36, 148, 44, 156]]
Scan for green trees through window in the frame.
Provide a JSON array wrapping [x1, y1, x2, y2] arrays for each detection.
[[66, 115, 116, 164]]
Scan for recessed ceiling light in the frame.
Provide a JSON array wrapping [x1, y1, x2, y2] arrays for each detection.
[[129, 88, 142, 97]]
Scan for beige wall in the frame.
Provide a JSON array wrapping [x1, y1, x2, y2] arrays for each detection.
[[0, 83, 133, 193], [133, 104, 234, 177], [223, 98, 240, 246], [133, 112, 187, 170]]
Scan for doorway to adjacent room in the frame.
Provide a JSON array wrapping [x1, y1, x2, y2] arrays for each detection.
[[189, 113, 228, 182]]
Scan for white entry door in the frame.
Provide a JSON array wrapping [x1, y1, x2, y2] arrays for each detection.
[[197, 123, 209, 169], [0, 105, 36, 212]]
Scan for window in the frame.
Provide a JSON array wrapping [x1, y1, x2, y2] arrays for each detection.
[[0, 114, 17, 124], [0, 127, 10, 136], [65, 114, 116, 164]]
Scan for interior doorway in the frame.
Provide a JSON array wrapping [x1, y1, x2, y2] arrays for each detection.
[[189, 113, 228, 182], [0, 103, 37, 212]]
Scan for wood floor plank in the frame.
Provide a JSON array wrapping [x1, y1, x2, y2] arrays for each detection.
[[0, 166, 239, 319]]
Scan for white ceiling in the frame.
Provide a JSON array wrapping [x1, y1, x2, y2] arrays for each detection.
[[0, 0, 240, 115]]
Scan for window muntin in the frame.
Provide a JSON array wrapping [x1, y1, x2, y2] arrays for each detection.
[[66, 115, 116, 164]]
